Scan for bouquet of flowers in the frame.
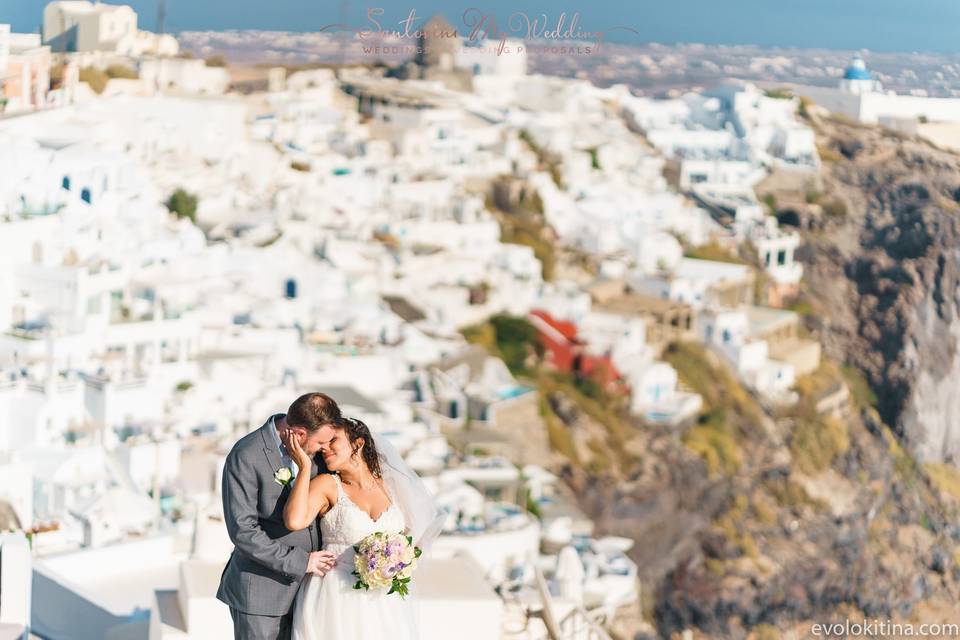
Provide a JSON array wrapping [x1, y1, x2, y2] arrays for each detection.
[[351, 531, 422, 598]]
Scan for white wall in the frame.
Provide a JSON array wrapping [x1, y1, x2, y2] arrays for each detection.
[[793, 85, 863, 121], [0, 463, 33, 530], [861, 92, 960, 125], [0, 533, 31, 632], [0, 24, 9, 74]]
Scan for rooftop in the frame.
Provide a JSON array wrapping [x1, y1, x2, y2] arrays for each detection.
[[843, 56, 872, 81], [381, 294, 427, 323], [595, 292, 692, 317], [417, 554, 501, 601], [313, 384, 384, 414], [47, 1, 133, 14]]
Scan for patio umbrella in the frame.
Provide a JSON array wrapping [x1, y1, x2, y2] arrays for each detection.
[[555, 544, 585, 604]]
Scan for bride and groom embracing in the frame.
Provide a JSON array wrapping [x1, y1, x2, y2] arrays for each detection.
[[216, 392, 444, 639]]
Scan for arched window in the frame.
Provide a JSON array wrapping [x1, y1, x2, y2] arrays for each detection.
[[62, 176, 71, 191], [80, 188, 92, 204], [285, 278, 297, 299]]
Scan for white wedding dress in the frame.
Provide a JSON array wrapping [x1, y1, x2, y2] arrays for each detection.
[[292, 474, 418, 640]]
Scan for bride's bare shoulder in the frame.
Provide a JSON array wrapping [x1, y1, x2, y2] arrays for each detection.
[[311, 472, 338, 497], [311, 472, 337, 486]]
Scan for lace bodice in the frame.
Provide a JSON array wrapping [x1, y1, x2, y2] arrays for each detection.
[[321, 474, 406, 572]]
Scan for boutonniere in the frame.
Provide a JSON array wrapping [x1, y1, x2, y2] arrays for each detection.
[[274, 467, 294, 487]]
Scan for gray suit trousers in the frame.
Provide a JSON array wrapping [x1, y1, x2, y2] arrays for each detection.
[[230, 606, 292, 640]]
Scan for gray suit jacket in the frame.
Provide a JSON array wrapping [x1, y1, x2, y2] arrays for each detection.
[[216, 414, 322, 616]]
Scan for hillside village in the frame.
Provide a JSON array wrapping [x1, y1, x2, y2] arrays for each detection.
[[9, 5, 959, 640]]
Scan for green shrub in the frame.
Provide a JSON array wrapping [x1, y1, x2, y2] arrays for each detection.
[[490, 314, 540, 373], [762, 193, 777, 213], [925, 463, 960, 502], [840, 365, 877, 410], [165, 188, 199, 223], [105, 64, 138, 79], [541, 395, 578, 462], [683, 410, 741, 476], [764, 88, 793, 100], [79, 66, 109, 94], [789, 416, 850, 473], [684, 242, 746, 264], [587, 147, 600, 170]]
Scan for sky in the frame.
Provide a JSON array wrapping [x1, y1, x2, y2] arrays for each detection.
[[5, 0, 960, 54]]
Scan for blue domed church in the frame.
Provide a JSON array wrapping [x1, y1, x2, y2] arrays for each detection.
[[839, 56, 882, 95]]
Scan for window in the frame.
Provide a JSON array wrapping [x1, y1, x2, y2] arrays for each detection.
[[722, 329, 731, 343], [777, 249, 787, 266]]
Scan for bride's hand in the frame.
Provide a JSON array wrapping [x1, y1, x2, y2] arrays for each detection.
[[283, 428, 312, 470]]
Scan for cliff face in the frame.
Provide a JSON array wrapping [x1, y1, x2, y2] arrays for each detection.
[[790, 118, 960, 463], [546, 116, 960, 638]]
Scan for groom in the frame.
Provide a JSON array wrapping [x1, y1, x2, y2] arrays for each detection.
[[217, 392, 341, 639]]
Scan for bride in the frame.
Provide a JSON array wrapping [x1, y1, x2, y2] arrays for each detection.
[[282, 416, 443, 639]]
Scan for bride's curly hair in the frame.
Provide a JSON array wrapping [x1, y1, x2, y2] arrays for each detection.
[[322, 416, 382, 479]]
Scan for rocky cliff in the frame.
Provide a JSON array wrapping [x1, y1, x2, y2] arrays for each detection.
[[551, 339, 960, 639], [770, 115, 960, 464]]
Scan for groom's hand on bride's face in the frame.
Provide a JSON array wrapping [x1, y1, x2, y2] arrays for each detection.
[[307, 550, 336, 577]]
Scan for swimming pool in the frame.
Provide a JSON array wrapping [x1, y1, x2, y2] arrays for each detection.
[[496, 385, 533, 400]]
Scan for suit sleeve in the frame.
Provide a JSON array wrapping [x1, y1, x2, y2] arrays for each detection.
[[222, 449, 309, 580]]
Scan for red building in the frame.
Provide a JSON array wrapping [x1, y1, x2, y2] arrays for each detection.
[[527, 310, 628, 395]]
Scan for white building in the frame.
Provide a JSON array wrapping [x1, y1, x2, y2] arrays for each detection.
[[455, 38, 527, 77], [698, 306, 795, 399], [43, 1, 177, 56], [629, 258, 754, 311], [139, 58, 231, 95], [0, 31, 53, 114], [796, 55, 960, 125], [626, 81, 819, 171], [751, 219, 803, 293], [0, 24, 9, 75], [44, 1, 137, 53], [626, 361, 702, 425]]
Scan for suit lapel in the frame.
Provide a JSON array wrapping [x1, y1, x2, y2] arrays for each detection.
[[259, 416, 285, 486]]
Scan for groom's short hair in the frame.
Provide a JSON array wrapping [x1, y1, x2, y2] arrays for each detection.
[[286, 392, 342, 432]]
